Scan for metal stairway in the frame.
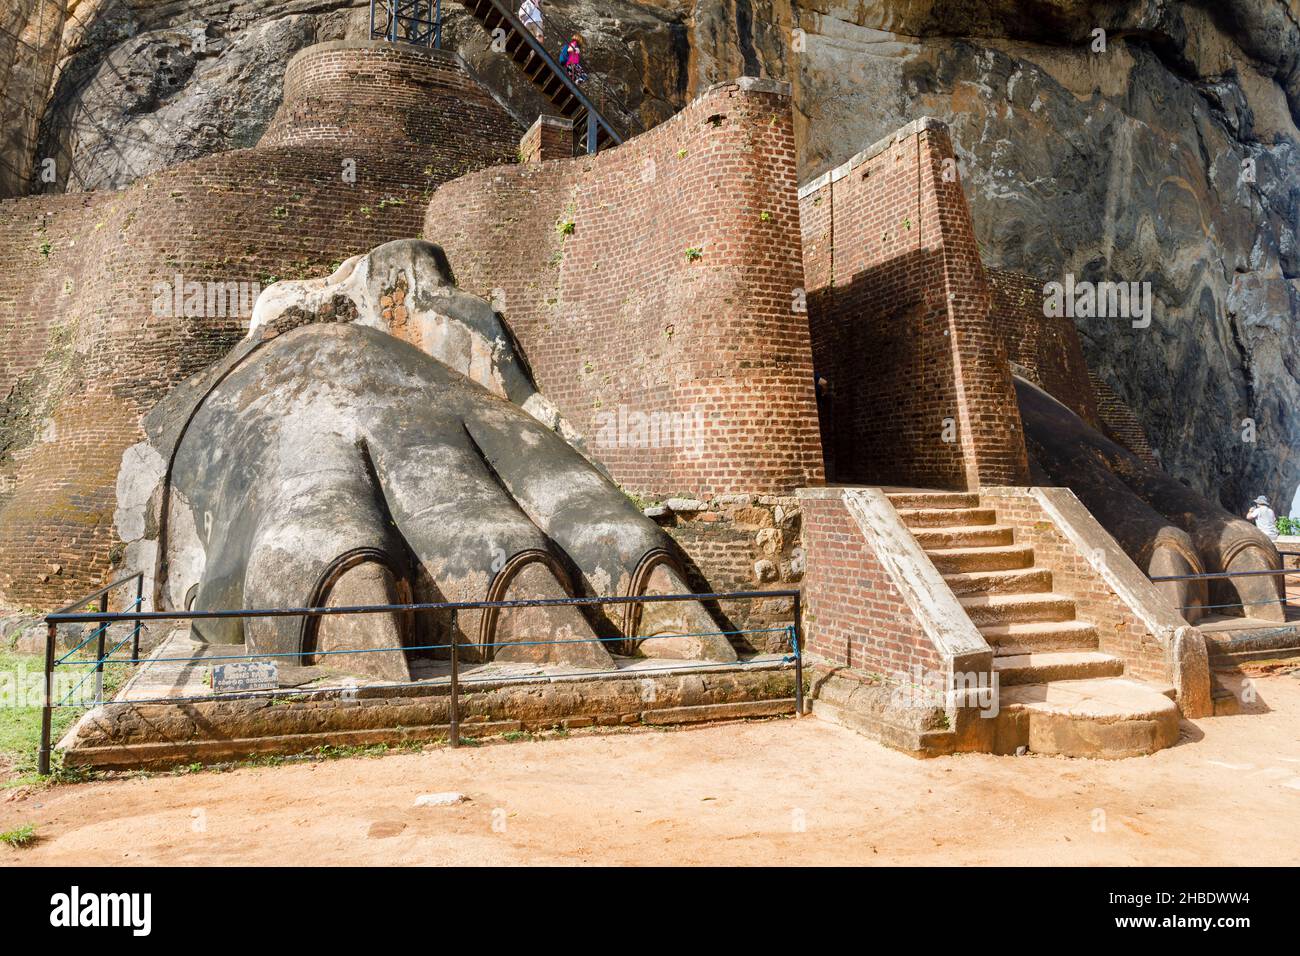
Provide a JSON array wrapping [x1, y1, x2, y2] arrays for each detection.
[[460, 0, 632, 153]]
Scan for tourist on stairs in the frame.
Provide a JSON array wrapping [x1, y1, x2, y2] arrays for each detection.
[[518, 0, 543, 41], [559, 34, 586, 83]]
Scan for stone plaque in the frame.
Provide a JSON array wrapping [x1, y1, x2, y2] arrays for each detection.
[[210, 660, 279, 693]]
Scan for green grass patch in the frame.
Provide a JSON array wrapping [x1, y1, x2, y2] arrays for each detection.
[[0, 824, 36, 848], [0, 644, 129, 785]]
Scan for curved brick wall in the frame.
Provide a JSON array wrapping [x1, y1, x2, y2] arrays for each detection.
[[260, 40, 519, 182], [422, 78, 825, 498], [0, 41, 522, 611]]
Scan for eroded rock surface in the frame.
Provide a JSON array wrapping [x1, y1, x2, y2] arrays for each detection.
[[9, 0, 1300, 512]]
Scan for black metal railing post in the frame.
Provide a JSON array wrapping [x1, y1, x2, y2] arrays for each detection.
[[39, 621, 56, 775], [94, 591, 108, 704], [132, 572, 144, 662], [448, 608, 460, 748], [434, 0, 442, 48], [792, 590, 804, 717]]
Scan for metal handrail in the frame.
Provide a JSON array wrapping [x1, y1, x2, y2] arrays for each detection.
[[39, 587, 803, 773], [511, 0, 647, 136], [475, 0, 626, 152], [1149, 559, 1296, 613], [39, 571, 146, 775]]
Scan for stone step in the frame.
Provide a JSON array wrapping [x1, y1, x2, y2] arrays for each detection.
[[913, 525, 1014, 550], [979, 619, 1100, 652], [995, 678, 1180, 757], [959, 592, 1076, 627], [885, 491, 980, 510], [897, 507, 997, 529], [943, 566, 1052, 596], [992, 650, 1125, 685], [927, 544, 1035, 574]]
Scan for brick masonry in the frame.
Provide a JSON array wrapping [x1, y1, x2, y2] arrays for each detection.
[[982, 488, 1169, 684], [799, 118, 1029, 491], [647, 493, 804, 651], [989, 268, 1101, 427], [0, 40, 522, 611], [423, 78, 825, 500], [520, 115, 576, 164], [986, 267, 1159, 465], [797, 490, 943, 677], [1089, 371, 1161, 467]]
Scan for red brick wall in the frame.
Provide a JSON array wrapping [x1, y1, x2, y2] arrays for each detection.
[[1089, 372, 1160, 467], [652, 494, 804, 651], [520, 116, 575, 164], [799, 119, 1028, 490], [799, 491, 942, 675], [989, 269, 1100, 427], [423, 78, 825, 499], [984, 489, 1168, 684], [261, 40, 519, 183], [0, 41, 522, 611]]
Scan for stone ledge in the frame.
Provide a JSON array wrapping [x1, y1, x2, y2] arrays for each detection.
[[798, 117, 949, 200], [701, 76, 793, 99], [60, 660, 798, 770]]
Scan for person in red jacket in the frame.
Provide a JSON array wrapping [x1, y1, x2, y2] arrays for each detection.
[[559, 34, 586, 83]]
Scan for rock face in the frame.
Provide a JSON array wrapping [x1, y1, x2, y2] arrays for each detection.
[[6, 0, 1299, 511]]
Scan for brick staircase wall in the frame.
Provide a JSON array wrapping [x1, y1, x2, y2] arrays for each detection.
[[988, 269, 1101, 428], [799, 489, 945, 676], [798, 118, 1029, 491], [981, 486, 1212, 715]]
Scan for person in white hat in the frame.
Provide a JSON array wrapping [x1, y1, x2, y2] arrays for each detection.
[[1247, 495, 1279, 541]]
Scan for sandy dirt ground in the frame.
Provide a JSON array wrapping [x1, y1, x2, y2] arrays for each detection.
[[2, 669, 1299, 866]]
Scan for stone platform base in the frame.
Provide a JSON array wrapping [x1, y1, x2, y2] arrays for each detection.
[[1202, 619, 1300, 665], [993, 678, 1180, 758], [58, 635, 799, 770], [809, 664, 1181, 758]]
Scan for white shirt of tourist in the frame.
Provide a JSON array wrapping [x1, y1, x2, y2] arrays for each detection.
[[1248, 505, 1278, 540], [519, 1, 542, 25]]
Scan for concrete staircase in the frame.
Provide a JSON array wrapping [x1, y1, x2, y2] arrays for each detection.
[[887, 490, 1180, 757]]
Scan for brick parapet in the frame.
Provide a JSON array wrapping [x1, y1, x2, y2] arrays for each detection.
[[423, 78, 825, 499], [799, 118, 1029, 490]]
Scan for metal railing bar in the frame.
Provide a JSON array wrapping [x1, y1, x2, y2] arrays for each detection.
[[1150, 568, 1294, 582], [54, 622, 111, 664], [1180, 599, 1294, 611], [47, 589, 800, 625], [48, 570, 143, 616], [53, 625, 795, 667], [39, 589, 803, 772]]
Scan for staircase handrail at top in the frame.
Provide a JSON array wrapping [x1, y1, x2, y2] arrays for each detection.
[[482, 0, 636, 147], [519, 1, 646, 138]]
